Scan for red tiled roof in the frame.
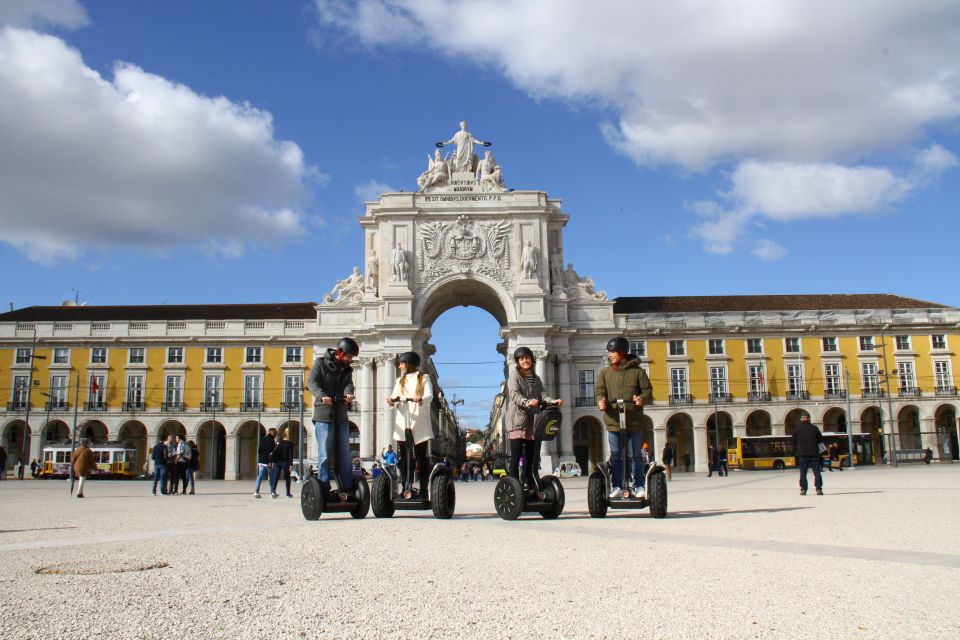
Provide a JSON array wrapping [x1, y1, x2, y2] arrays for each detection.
[[613, 294, 948, 314], [0, 302, 317, 322]]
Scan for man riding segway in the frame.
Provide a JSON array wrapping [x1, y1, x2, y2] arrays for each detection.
[[301, 336, 370, 520]]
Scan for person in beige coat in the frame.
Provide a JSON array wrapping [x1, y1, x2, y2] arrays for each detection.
[[72, 437, 98, 498], [385, 352, 434, 498], [506, 347, 559, 488]]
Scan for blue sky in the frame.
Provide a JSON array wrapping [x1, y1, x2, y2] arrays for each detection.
[[2, 1, 959, 426]]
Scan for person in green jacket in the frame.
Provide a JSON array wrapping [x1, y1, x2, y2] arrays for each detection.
[[596, 337, 653, 499]]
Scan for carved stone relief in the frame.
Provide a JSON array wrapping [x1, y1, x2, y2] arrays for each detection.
[[416, 215, 512, 289]]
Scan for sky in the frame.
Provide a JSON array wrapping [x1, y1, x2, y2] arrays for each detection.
[[2, 0, 960, 427]]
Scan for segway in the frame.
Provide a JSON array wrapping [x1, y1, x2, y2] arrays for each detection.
[[371, 397, 456, 519], [301, 398, 370, 520], [587, 399, 667, 518], [493, 401, 565, 520]]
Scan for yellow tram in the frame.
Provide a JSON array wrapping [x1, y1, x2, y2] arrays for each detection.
[[39, 444, 139, 479]]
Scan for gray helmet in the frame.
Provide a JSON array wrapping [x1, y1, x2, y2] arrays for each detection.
[[606, 336, 630, 353], [398, 351, 421, 367], [337, 337, 359, 356], [513, 346, 535, 363]]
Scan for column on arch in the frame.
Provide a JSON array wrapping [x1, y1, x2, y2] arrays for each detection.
[[358, 358, 375, 459], [693, 425, 708, 473], [557, 354, 575, 461], [376, 353, 397, 457], [224, 435, 238, 480], [652, 419, 666, 467], [535, 350, 556, 470]]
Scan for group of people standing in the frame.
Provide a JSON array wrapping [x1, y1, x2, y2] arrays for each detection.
[[151, 434, 199, 496], [254, 427, 295, 499]]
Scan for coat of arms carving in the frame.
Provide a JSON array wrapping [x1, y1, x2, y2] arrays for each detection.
[[417, 215, 511, 287]]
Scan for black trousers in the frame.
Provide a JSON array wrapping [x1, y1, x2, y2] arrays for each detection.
[[509, 438, 537, 486], [398, 435, 430, 495]]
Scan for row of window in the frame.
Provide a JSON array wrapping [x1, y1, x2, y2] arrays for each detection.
[[13, 346, 304, 366], [628, 334, 950, 358], [8, 373, 304, 409]]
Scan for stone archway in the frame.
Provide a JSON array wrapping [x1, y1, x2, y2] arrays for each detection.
[[572, 416, 603, 475], [41, 420, 70, 446], [197, 420, 226, 480], [898, 405, 921, 450], [860, 406, 884, 461], [235, 420, 264, 480], [822, 407, 847, 433], [706, 411, 733, 450], [934, 404, 958, 461], [667, 413, 694, 470], [80, 420, 108, 443], [117, 421, 148, 476], [746, 410, 771, 437], [1, 419, 30, 469], [157, 420, 186, 441], [783, 408, 807, 436]]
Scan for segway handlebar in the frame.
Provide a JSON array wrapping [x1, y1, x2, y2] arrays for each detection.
[[389, 397, 419, 404]]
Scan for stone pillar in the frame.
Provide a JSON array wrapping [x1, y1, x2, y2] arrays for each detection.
[[653, 424, 666, 466], [536, 351, 555, 472], [376, 354, 397, 456], [733, 423, 746, 438], [920, 417, 938, 453], [558, 355, 574, 462], [224, 435, 238, 480], [772, 421, 786, 436], [359, 358, 375, 459], [693, 426, 708, 473]]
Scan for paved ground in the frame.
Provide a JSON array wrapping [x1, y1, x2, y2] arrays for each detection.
[[0, 465, 958, 639]]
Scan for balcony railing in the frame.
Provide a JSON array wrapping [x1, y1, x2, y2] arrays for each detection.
[[898, 387, 921, 398], [46, 400, 69, 411], [824, 390, 847, 400], [574, 396, 595, 407], [123, 401, 144, 411], [201, 402, 225, 412], [84, 401, 106, 411], [708, 393, 732, 403], [281, 400, 302, 411], [161, 401, 184, 412], [241, 402, 263, 412], [935, 386, 957, 397], [669, 393, 692, 405], [748, 391, 771, 402], [861, 388, 885, 398], [7, 401, 28, 411], [786, 390, 810, 401]]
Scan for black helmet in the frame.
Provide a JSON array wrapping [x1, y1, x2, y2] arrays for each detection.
[[337, 337, 359, 356], [398, 351, 421, 367], [606, 336, 629, 353], [513, 346, 535, 363]]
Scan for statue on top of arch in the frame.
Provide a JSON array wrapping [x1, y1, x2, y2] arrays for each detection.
[[418, 120, 506, 193]]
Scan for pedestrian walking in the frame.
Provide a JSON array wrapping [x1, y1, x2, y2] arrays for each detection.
[[71, 437, 97, 498], [165, 435, 178, 494], [151, 435, 168, 495], [718, 448, 728, 476], [661, 444, 673, 481], [792, 413, 824, 495], [30, 459, 38, 478], [184, 440, 198, 494], [254, 428, 277, 498], [683, 451, 691, 472], [707, 444, 718, 477], [269, 433, 294, 498]]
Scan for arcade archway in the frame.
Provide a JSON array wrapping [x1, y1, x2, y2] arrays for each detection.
[[572, 416, 603, 475], [667, 413, 694, 470], [746, 410, 771, 437], [197, 420, 226, 480], [897, 405, 921, 450]]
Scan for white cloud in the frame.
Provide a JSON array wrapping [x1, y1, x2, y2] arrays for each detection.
[[355, 180, 396, 202], [314, 0, 960, 170], [0, 0, 88, 29], [0, 28, 320, 264], [751, 239, 788, 262]]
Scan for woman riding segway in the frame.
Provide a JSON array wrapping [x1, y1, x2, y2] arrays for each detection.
[[493, 346, 565, 520]]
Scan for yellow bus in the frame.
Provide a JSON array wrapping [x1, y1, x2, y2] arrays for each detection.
[[727, 433, 876, 470], [39, 444, 139, 479]]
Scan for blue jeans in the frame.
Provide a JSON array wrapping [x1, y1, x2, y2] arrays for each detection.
[[254, 464, 270, 493], [152, 464, 168, 494], [184, 467, 195, 492], [314, 420, 352, 492], [609, 430, 646, 489], [797, 456, 823, 491]]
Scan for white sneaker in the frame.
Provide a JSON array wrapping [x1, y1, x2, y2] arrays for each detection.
[[634, 487, 646, 500], [271, 493, 278, 499], [609, 487, 623, 499], [254, 492, 261, 499]]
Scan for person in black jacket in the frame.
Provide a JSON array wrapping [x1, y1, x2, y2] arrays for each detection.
[[792, 413, 824, 495], [151, 436, 168, 495], [269, 433, 294, 498], [254, 428, 277, 498], [307, 337, 358, 495], [661, 444, 674, 481]]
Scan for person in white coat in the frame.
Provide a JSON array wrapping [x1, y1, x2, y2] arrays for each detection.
[[385, 351, 434, 498]]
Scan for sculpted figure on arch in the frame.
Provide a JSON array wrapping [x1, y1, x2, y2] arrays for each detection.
[[436, 120, 491, 173]]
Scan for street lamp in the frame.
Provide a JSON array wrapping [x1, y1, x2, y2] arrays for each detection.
[[451, 397, 464, 463], [877, 325, 899, 467], [19, 328, 46, 478]]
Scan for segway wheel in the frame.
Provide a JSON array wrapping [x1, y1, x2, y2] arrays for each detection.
[[371, 473, 395, 518], [431, 472, 456, 519], [301, 476, 325, 521], [538, 475, 565, 519], [494, 476, 525, 521], [350, 477, 370, 519], [587, 471, 608, 518], [647, 470, 668, 519]]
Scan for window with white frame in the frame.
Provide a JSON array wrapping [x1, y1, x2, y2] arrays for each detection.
[[127, 375, 143, 406], [786, 364, 804, 395], [246, 346, 262, 363], [88, 374, 105, 405], [748, 365, 765, 393], [932, 335, 947, 350], [50, 375, 68, 405], [824, 363, 842, 395], [204, 375, 222, 405], [859, 336, 875, 351], [244, 375, 262, 406], [165, 375, 182, 405], [12, 375, 28, 404], [15, 348, 31, 364], [53, 348, 70, 364], [284, 374, 302, 407], [629, 341, 646, 357], [670, 368, 687, 397], [861, 362, 878, 392], [708, 339, 724, 355], [91, 347, 107, 364], [206, 347, 223, 364], [285, 346, 302, 363], [669, 340, 685, 356], [167, 347, 183, 364], [578, 370, 595, 400], [822, 337, 838, 352], [128, 347, 145, 364], [746, 338, 762, 354], [709, 366, 727, 395], [895, 335, 911, 351], [897, 362, 916, 391], [785, 337, 800, 353], [935, 361, 951, 389]]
